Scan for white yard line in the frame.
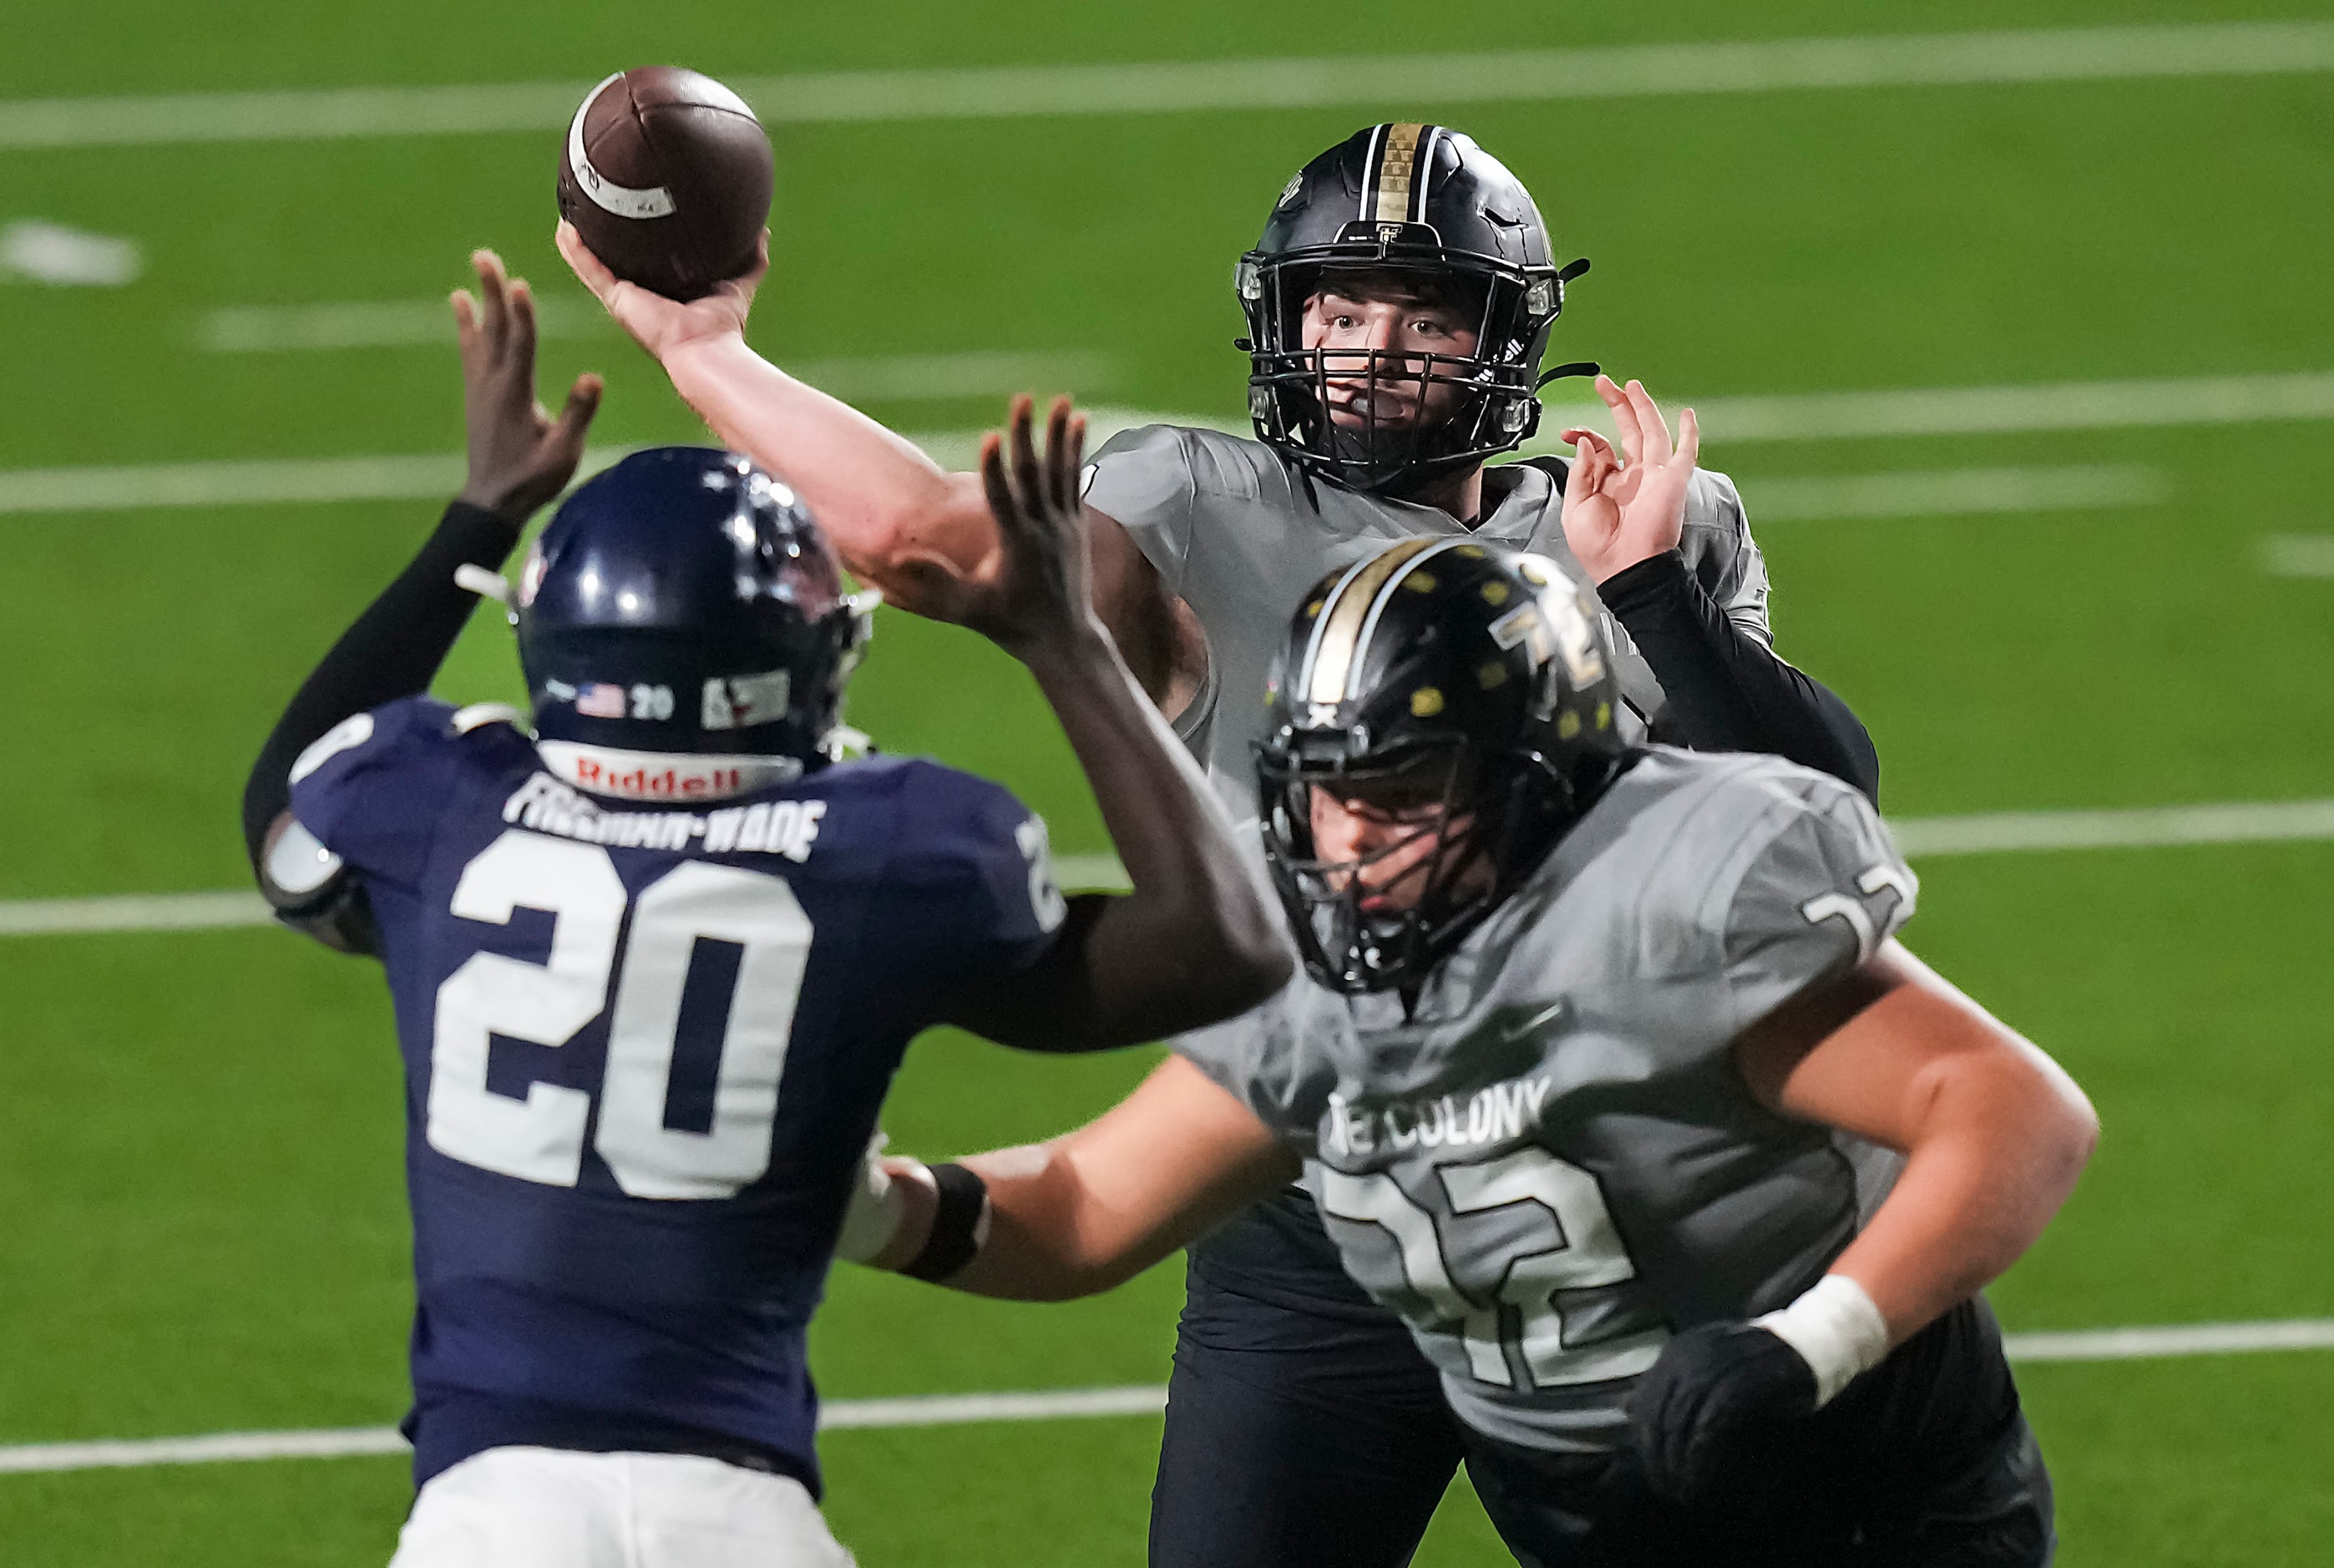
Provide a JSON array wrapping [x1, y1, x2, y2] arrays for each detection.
[[2000, 1318, 2334, 1363], [11, 803, 2334, 938], [191, 298, 1120, 404], [1526, 370, 2334, 450], [6, 23, 2334, 150], [1744, 465, 2163, 523], [195, 298, 610, 352], [8, 367, 2326, 515], [0, 404, 1154, 514], [1885, 799, 2334, 858], [0, 1388, 1168, 1476], [3, 1320, 2329, 1475], [0, 891, 271, 936], [2260, 534, 2334, 579]]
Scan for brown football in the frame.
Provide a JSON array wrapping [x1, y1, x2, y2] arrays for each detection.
[[557, 67, 772, 301]]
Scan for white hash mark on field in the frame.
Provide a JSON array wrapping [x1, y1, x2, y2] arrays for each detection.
[[2259, 535, 2334, 579], [4, 22, 2334, 149], [12, 803, 2334, 939], [3, 1323, 2331, 1474], [0, 220, 141, 286]]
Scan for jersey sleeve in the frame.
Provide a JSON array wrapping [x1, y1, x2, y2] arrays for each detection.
[[888, 762, 1071, 990], [1172, 979, 1327, 1156], [1716, 774, 1917, 1038], [285, 695, 468, 890], [1678, 468, 1774, 646], [1082, 424, 1200, 597]]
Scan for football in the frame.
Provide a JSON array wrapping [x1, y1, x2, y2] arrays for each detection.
[[557, 67, 773, 301]]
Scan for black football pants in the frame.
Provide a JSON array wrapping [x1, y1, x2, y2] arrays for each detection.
[[1150, 1282, 2053, 1568], [1148, 1269, 1462, 1568], [1462, 1300, 2056, 1568]]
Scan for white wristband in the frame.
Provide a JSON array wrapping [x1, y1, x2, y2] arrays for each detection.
[[834, 1134, 917, 1265], [1752, 1275, 1891, 1408]]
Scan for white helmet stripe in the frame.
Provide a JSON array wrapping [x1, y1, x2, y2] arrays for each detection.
[[1349, 535, 1471, 697], [1359, 122, 1390, 223]]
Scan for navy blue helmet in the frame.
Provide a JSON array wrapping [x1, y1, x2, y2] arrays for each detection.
[[514, 447, 871, 764]]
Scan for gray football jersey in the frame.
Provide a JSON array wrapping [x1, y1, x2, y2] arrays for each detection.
[[1173, 747, 1917, 1454], [1083, 424, 1771, 814]]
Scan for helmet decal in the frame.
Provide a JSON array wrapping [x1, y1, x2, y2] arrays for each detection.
[[514, 447, 871, 774], [1362, 122, 1441, 226], [1257, 541, 1628, 994], [1299, 536, 1446, 706]]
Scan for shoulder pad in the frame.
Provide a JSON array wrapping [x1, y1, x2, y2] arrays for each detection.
[[453, 702, 527, 735]]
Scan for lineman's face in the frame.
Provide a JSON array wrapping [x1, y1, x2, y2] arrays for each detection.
[[1308, 775, 1491, 915], [1300, 275, 1481, 431]]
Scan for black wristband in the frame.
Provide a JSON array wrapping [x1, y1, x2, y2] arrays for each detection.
[[904, 1162, 990, 1282]]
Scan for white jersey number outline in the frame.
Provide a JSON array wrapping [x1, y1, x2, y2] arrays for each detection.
[[428, 829, 811, 1198], [1317, 1147, 1667, 1390]]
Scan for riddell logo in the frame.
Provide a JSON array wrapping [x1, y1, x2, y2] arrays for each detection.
[[568, 755, 740, 799]]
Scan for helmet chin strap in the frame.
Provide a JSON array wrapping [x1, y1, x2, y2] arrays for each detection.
[[1534, 360, 1602, 391]]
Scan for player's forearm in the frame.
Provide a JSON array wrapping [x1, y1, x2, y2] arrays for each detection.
[[1827, 1050, 2097, 1344], [1021, 627, 1294, 1043], [862, 1141, 1195, 1301], [240, 499, 519, 867], [1602, 550, 1881, 803], [851, 1059, 1297, 1292], [663, 335, 997, 591]]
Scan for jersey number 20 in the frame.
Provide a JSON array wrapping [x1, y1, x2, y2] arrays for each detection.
[[428, 830, 811, 1200]]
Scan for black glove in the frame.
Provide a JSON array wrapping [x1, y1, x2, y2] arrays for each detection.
[[1628, 1322, 1818, 1506]]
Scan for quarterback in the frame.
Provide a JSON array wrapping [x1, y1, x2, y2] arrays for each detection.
[[564, 119, 1886, 1564], [858, 540, 2097, 1565], [240, 254, 1288, 1565]]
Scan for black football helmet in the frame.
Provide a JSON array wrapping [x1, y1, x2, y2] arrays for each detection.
[[1257, 539, 1626, 993], [513, 447, 872, 766], [1237, 124, 1592, 497]]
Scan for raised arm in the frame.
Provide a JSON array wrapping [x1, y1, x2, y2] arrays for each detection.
[[556, 223, 1202, 707], [920, 397, 1292, 1050], [243, 252, 600, 943], [1561, 375, 1881, 801], [859, 1055, 1298, 1297]]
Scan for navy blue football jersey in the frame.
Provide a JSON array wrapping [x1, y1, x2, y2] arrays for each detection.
[[286, 695, 1066, 1490]]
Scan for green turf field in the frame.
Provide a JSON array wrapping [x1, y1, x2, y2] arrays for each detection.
[[4, 2, 2333, 1562]]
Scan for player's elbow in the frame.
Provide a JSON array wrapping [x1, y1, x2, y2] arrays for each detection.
[[848, 473, 995, 603], [1196, 925, 1296, 1021], [2037, 1065, 2100, 1191], [1918, 1035, 2099, 1207]]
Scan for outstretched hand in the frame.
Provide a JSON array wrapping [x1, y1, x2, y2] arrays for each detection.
[[453, 249, 602, 522], [557, 220, 766, 362], [905, 396, 1096, 660], [1557, 374, 1702, 584]]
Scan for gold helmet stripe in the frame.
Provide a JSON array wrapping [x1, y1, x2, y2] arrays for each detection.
[[1303, 536, 1445, 706], [1367, 122, 1428, 225]]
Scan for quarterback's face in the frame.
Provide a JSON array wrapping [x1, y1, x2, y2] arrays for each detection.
[[1301, 276, 1481, 431], [1308, 781, 1491, 914]]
